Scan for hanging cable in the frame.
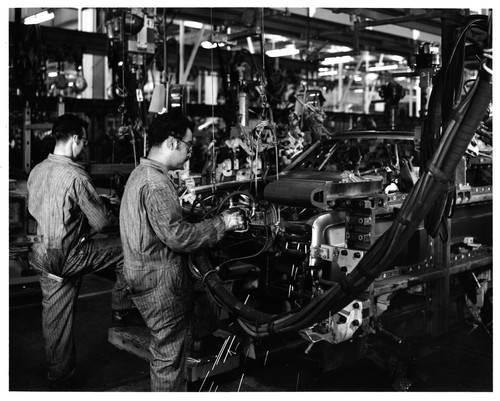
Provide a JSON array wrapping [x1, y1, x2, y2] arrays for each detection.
[[209, 8, 217, 196]]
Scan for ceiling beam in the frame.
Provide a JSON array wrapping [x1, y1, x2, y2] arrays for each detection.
[[269, 7, 441, 45], [10, 23, 109, 57]]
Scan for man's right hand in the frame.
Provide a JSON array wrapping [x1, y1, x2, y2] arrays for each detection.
[[220, 208, 246, 231]]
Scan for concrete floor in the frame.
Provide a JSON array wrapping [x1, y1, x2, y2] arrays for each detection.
[[9, 273, 494, 392]]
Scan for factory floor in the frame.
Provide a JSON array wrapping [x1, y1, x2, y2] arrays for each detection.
[[8, 272, 494, 393]]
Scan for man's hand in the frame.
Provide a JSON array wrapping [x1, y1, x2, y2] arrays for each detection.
[[220, 208, 246, 231]]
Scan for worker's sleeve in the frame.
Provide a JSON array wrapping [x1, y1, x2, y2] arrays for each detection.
[[74, 176, 116, 232], [145, 185, 226, 253]]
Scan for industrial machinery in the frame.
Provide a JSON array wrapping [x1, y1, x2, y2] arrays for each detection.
[[9, 7, 492, 391], [106, 10, 492, 389]]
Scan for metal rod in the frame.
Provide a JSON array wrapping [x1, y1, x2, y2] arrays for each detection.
[[223, 335, 236, 363], [183, 26, 206, 84], [237, 373, 245, 392], [199, 370, 210, 392]]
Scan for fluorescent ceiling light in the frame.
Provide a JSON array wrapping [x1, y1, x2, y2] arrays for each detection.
[[201, 41, 225, 49], [325, 45, 352, 54], [24, 10, 54, 25], [173, 19, 204, 29], [183, 20, 204, 29], [368, 64, 399, 72], [264, 34, 287, 42], [318, 70, 338, 77], [266, 46, 299, 58], [322, 56, 354, 65], [386, 55, 405, 63]]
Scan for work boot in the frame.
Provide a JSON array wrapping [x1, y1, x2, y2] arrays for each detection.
[[49, 367, 86, 391], [50, 375, 86, 391]]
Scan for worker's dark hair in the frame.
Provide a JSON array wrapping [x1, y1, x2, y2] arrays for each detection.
[[148, 109, 195, 149], [51, 114, 88, 142]]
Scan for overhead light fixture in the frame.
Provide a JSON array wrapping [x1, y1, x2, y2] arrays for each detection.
[[386, 55, 405, 63], [266, 46, 299, 58], [318, 70, 338, 77], [368, 64, 399, 72], [24, 10, 55, 25], [175, 19, 204, 29], [326, 45, 352, 54], [201, 41, 217, 49], [264, 33, 287, 42], [201, 41, 225, 49], [322, 56, 354, 65]]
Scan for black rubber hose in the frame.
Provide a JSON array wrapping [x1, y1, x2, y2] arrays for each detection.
[[326, 64, 492, 314], [191, 251, 276, 324], [423, 71, 448, 238]]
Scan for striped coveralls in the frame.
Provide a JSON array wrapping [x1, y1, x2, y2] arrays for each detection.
[[27, 154, 132, 382], [119, 157, 225, 391]]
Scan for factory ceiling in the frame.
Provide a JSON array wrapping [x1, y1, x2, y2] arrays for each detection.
[[11, 7, 473, 64], [164, 7, 446, 59], [10, 7, 485, 99]]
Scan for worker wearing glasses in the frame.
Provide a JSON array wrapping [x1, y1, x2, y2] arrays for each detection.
[[119, 110, 244, 391]]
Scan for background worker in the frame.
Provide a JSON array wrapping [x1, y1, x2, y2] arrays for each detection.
[[27, 114, 136, 390], [119, 110, 244, 391]]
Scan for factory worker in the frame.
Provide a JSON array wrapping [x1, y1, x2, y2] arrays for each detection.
[[119, 110, 243, 391], [27, 114, 136, 390]]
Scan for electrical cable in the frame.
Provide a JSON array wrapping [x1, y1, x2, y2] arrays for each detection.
[[209, 8, 217, 196]]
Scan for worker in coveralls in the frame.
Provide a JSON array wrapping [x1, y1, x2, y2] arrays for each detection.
[[119, 110, 243, 391], [27, 114, 135, 390]]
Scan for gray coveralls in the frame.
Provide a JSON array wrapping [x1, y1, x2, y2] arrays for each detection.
[[119, 157, 225, 391], [27, 154, 132, 381]]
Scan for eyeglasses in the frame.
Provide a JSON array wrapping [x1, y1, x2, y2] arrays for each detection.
[[80, 137, 89, 146], [177, 138, 193, 151]]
